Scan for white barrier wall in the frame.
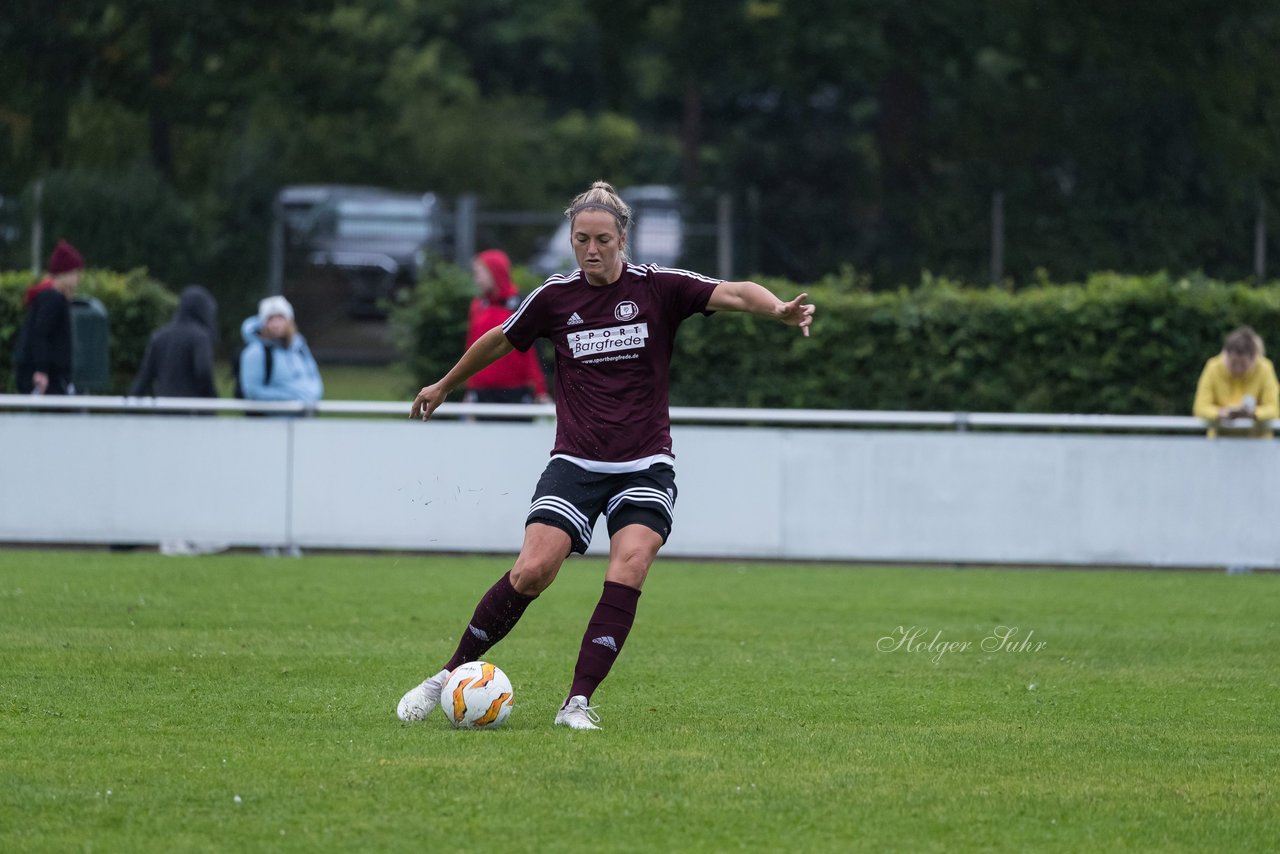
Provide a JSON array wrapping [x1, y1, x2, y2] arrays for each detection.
[[1, 412, 1275, 568]]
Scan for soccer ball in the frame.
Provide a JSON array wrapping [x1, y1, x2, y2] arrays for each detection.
[[440, 661, 514, 729]]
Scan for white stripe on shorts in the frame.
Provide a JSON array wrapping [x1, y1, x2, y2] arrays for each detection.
[[606, 486, 674, 519], [528, 495, 593, 545]]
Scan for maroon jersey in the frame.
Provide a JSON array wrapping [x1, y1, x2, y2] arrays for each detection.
[[501, 263, 720, 463]]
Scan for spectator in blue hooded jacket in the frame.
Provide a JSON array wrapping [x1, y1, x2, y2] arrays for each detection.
[[239, 296, 323, 407], [240, 295, 322, 558]]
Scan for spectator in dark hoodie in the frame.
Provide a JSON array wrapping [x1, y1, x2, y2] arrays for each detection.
[[130, 285, 229, 557], [129, 285, 220, 399], [462, 249, 549, 414], [13, 239, 84, 394]]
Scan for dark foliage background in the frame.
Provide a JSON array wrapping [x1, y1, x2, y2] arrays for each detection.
[[4, 1, 1280, 409], [3, 0, 1279, 301]]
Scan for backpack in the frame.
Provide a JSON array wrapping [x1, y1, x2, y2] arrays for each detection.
[[232, 342, 274, 399]]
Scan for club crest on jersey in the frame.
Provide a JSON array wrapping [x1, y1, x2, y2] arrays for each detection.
[[614, 301, 639, 321]]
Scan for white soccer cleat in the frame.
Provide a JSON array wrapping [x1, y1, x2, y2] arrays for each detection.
[[396, 669, 450, 722], [554, 695, 601, 730]]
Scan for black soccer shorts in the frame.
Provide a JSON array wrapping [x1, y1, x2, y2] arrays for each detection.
[[525, 458, 678, 554]]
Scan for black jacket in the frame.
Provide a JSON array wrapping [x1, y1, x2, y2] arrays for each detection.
[[129, 285, 220, 398], [13, 284, 73, 394]]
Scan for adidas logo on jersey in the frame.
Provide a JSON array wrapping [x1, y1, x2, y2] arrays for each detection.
[[591, 635, 618, 652], [567, 312, 584, 325]]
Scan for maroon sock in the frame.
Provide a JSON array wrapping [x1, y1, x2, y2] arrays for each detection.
[[444, 571, 537, 672], [567, 581, 641, 702]]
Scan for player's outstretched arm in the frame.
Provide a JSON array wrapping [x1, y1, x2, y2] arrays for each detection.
[[706, 281, 815, 337], [411, 327, 515, 420]]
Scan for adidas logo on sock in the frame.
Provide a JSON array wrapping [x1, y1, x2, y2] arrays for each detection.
[[468, 624, 491, 642], [591, 635, 618, 652], [567, 312, 584, 325]]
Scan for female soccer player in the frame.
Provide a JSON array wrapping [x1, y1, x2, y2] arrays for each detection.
[[398, 181, 814, 729]]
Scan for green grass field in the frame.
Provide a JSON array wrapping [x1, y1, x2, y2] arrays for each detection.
[[2, 551, 1276, 852], [215, 361, 416, 403], [312, 363, 416, 402]]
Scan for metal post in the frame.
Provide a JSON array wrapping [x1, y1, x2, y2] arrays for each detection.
[[746, 186, 761, 276], [267, 191, 285, 295], [716, 192, 734, 280], [990, 189, 1005, 284], [30, 178, 44, 275], [1255, 192, 1267, 282], [455, 193, 477, 266], [630, 203, 641, 262]]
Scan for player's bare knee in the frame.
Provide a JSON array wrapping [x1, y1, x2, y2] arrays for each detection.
[[620, 546, 653, 573], [606, 549, 653, 588], [510, 553, 561, 595]]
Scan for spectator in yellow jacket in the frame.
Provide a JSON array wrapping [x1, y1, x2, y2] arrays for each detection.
[[1193, 326, 1279, 437]]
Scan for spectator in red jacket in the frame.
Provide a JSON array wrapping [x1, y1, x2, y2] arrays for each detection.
[[462, 249, 549, 416]]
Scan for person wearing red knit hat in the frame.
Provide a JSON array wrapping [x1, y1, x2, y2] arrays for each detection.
[[461, 249, 549, 418], [13, 239, 85, 395]]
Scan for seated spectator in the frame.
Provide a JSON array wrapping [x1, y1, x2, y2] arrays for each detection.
[[130, 285, 220, 399], [238, 296, 323, 407], [1193, 325, 1279, 437]]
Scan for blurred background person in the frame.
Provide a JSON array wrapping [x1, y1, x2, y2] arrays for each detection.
[[128, 284, 226, 556], [129, 285, 220, 400], [238, 295, 324, 407], [13, 239, 84, 395], [239, 295, 322, 558], [1193, 325, 1279, 438], [462, 249, 549, 418]]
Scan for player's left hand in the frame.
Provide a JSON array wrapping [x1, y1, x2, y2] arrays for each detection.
[[778, 293, 815, 337]]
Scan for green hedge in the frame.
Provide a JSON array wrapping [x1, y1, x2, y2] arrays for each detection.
[[1, 269, 177, 394], [390, 267, 1280, 415]]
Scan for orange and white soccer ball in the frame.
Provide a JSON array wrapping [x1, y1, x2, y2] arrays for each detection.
[[441, 661, 514, 729]]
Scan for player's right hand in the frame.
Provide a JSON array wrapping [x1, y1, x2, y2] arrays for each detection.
[[411, 383, 447, 421]]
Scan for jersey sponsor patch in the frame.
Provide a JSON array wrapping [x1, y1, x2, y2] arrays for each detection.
[[568, 323, 649, 359]]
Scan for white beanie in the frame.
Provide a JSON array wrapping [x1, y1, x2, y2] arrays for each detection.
[[258, 295, 294, 323]]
